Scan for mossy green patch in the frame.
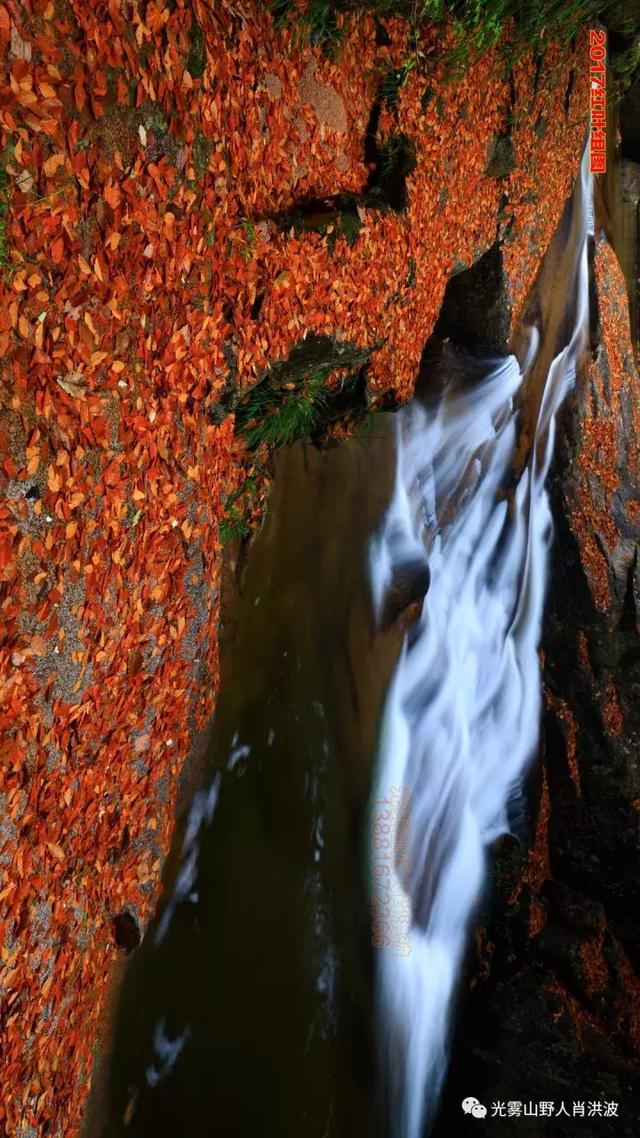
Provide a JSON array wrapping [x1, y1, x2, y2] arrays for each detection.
[[187, 13, 206, 79], [220, 477, 258, 544], [235, 334, 371, 451], [192, 131, 213, 181], [0, 144, 13, 274]]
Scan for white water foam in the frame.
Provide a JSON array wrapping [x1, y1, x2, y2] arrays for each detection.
[[369, 143, 593, 1138]]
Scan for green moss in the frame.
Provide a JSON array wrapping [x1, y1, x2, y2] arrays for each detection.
[[187, 13, 206, 79], [326, 209, 363, 253], [237, 218, 257, 261], [265, 332, 370, 386], [0, 144, 13, 274], [192, 131, 212, 180], [140, 103, 168, 134]]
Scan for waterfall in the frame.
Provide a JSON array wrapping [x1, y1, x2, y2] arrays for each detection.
[[369, 142, 594, 1138]]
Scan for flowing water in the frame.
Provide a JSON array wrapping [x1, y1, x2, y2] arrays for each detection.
[[369, 142, 593, 1138], [98, 145, 593, 1138]]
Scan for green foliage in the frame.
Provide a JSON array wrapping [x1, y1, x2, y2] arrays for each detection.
[[378, 59, 417, 109], [192, 131, 212, 180], [187, 13, 206, 79], [326, 208, 363, 253], [140, 103, 168, 134], [236, 218, 257, 261], [237, 372, 332, 450], [377, 133, 417, 178], [0, 145, 11, 272], [304, 1, 627, 72], [271, 0, 292, 24], [338, 210, 362, 245], [611, 38, 640, 91], [219, 477, 258, 545], [219, 506, 251, 545], [271, 1, 345, 56], [438, 0, 608, 74]]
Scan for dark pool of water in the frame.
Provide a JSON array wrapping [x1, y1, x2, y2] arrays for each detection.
[[100, 421, 404, 1138]]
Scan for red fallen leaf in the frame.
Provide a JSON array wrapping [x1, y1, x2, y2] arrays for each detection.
[[74, 78, 86, 112], [103, 460, 121, 487], [0, 4, 10, 51], [0, 532, 14, 570], [56, 372, 86, 398], [43, 153, 65, 178], [29, 634, 47, 657], [104, 182, 120, 209], [46, 842, 65, 863], [47, 465, 62, 492], [51, 236, 64, 263]]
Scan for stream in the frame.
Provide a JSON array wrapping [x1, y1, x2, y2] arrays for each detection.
[[99, 142, 593, 1138]]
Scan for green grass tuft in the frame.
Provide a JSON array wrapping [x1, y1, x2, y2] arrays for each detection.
[[219, 507, 251, 545], [219, 476, 258, 545], [237, 372, 333, 451], [301, 1, 629, 73], [271, 1, 345, 56]]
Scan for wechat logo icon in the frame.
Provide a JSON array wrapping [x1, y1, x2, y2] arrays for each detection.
[[462, 1097, 488, 1119]]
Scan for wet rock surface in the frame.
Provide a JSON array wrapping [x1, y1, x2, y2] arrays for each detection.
[[379, 558, 430, 631], [435, 244, 512, 356], [484, 134, 517, 179]]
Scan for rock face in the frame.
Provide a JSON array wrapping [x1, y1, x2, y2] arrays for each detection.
[[432, 238, 640, 1135], [435, 244, 512, 356], [621, 76, 640, 162], [379, 557, 430, 631], [484, 134, 517, 179], [622, 159, 640, 201]]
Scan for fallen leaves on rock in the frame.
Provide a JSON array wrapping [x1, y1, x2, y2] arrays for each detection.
[[0, 2, 589, 1135]]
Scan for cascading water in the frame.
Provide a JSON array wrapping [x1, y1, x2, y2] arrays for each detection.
[[369, 142, 594, 1138]]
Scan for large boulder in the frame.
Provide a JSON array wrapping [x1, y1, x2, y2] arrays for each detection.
[[435, 243, 512, 356]]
